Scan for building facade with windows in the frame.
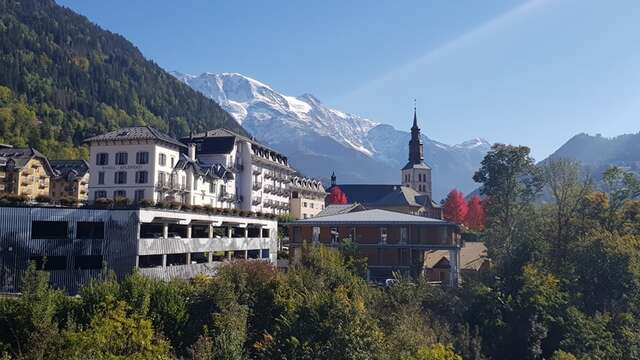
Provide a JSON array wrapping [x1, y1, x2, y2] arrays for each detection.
[[288, 208, 461, 285], [182, 129, 295, 216], [84, 127, 237, 207], [49, 160, 90, 202], [289, 176, 327, 219], [0, 146, 55, 199], [0, 205, 278, 293]]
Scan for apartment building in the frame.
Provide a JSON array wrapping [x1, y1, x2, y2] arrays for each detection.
[[0, 205, 278, 293], [288, 208, 461, 285], [0, 146, 54, 199], [49, 160, 90, 202], [289, 176, 327, 219], [83, 126, 237, 207], [182, 129, 295, 216]]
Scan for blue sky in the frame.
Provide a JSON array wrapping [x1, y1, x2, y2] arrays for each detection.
[[58, 0, 640, 160]]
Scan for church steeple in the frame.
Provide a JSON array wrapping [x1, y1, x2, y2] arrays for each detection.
[[330, 171, 336, 186], [408, 106, 424, 164]]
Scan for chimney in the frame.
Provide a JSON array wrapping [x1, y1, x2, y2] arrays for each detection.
[[188, 143, 197, 161]]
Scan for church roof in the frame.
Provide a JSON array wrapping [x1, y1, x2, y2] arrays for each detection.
[[371, 186, 441, 208], [326, 184, 400, 205]]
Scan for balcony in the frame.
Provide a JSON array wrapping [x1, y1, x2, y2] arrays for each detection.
[[252, 167, 262, 175], [252, 197, 262, 206], [252, 181, 263, 190], [264, 172, 274, 180], [263, 185, 274, 194], [155, 182, 186, 192], [218, 193, 236, 203]]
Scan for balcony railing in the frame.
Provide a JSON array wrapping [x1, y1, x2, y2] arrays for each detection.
[[252, 181, 263, 190], [252, 197, 262, 205], [263, 185, 274, 193], [252, 166, 262, 175], [155, 182, 186, 192]]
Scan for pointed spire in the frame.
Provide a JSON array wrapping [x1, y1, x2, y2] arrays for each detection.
[[330, 171, 336, 186], [412, 99, 419, 130]]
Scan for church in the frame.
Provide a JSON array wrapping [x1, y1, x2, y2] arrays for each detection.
[[325, 108, 443, 219]]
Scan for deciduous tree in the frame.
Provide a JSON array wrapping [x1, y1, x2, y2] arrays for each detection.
[[443, 190, 468, 224]]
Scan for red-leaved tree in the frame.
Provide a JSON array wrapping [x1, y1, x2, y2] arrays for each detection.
[[443, 189, 468, 224], [327, 186, 348, 204], [465, 195, 485, 231]]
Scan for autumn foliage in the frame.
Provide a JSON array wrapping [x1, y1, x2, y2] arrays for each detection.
[[443, 189, 485, 230], [327, 186, 348, 204], [465, 195, 485, 231], [443, 189, 468, 224]]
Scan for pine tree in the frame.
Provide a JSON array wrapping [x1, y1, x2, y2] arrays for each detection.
[[443, 189, 468, 224]]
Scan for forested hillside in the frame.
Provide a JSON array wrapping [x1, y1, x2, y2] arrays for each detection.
[[0, 0, 245, 159]]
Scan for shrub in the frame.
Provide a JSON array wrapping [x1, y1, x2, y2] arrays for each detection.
[[155, 201, 169, 209], [95, 197, 114, 208], [114, 197, 130, 207], [169, 201, 182, 210], [5, 194, 29, 203], [192, 205, 203, 213], [59, 196, 79, 206], [182, 204, 193, 212], [139, 199, 154, 208], [35, 194, 51, 203], [203, 205, 214, 214]]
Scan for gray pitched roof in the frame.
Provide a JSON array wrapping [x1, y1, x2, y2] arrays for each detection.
[[326, 184, 400, 204], [50, 160, 89, 178], [401, 161, 431, 170], [83, 126, 187, 148], [0, 147, 55, 175], [174, 154, 234, 181], [371, 186, 441, 208], [291, 208, 453, 226], [315, 203, 365, 218]]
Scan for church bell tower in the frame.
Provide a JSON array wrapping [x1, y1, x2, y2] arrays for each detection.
[[401, 106, 432, 198]]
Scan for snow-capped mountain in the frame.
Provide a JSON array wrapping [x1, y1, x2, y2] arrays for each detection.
[[171, 71, 491, 199]]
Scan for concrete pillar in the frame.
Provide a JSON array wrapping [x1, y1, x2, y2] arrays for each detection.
[[208, 224, 213, 239], [448, 249, 460, 287], [227, 251, 232, 261], [227, 226, 232, 238], [244, 249, 248, 259], [244, 227, 248, 239], [135, 256, 139, 268], [162, 223, 168, 239], [186, 253, 191, 265], [208, 252, 213, 263], [162, 254, 167, 267], [187, 225, 192, 239]]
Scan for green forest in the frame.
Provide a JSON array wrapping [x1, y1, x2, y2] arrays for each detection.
[[0, 0, 245, 159], [1, 144, 640, 360]]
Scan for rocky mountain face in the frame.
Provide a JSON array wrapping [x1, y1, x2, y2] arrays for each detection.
[[171, 72, 491, 200]]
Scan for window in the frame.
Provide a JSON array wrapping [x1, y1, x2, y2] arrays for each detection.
[[134, 190, 145, 202], [115, 152, 128, 165], [32, 221, 67, 239], [166, 253, 187, 266], [98, 171, 105, 185], [190, 252, 209, 264], [114, 190, 126, 198], [157, 171, 166, 185], [76, 222, 104, 239], [209, 181, 215, 193], [310, 203, 314, 209], [95, 190, 107, 199], [170, 157, 175, 167], [140, 223, 163, 239], [135, 171, 148, 184], [136, 151, 149, 164], [96, 153, 108, 165], [114, 171, 127, 184], [247, 249, 260, 259], [261, 249, 270, 258], [312, 226, 320, 242], [380, 227, 388, 244], [74, 255, 103, 270], [303, 202, 307, 208], [261, 228, 270, 238], [138, 255, 163, 268], [330, 227, 339, 244], [400, 227, 408, 244], [29, 256, 66, 270], [159, 153, 166, 166]]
